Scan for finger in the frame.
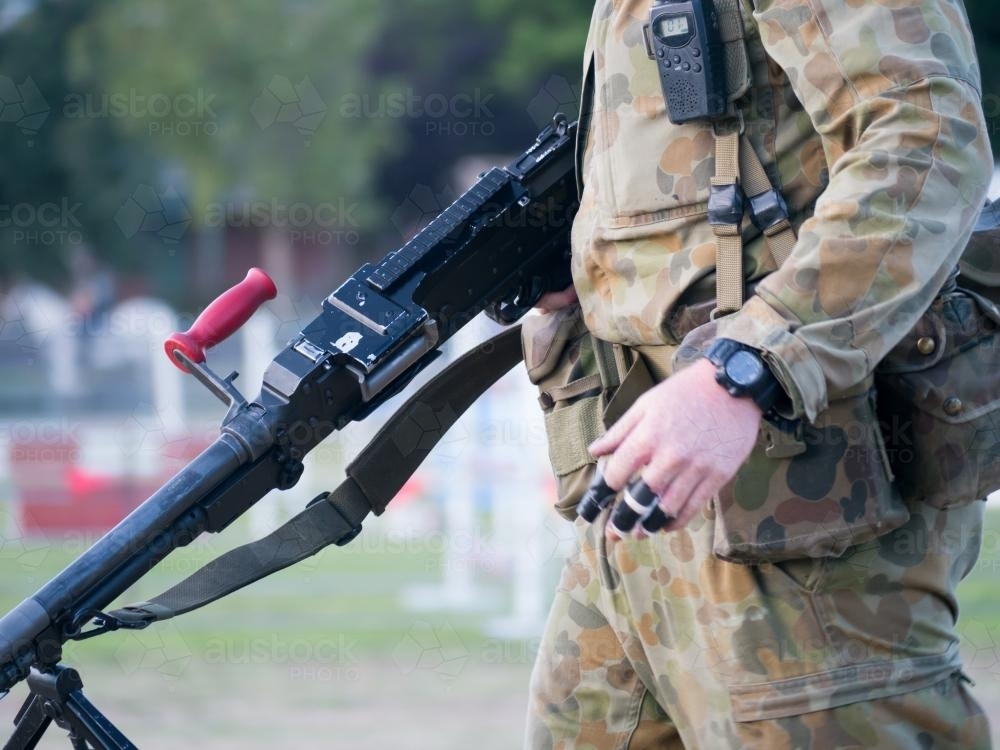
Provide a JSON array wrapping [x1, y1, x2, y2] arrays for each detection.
[[652, 462, 705, 521], [661, 476, 715, 532], [535, 286, 578, 312], [631, 473, 674, 534], [598, 431, 650, 491], [638, 451, 681, 498], [607, 499, 641, 539], [589, 402, 643, 457], [576, 466, 617, 523]]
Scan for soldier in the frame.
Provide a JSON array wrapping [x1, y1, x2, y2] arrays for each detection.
[[524, 0, 995, 747]]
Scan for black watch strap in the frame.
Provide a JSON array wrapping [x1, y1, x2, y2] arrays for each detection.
[[705, 338, 782, 414]]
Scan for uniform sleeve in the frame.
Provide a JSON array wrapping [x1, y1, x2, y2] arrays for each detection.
[[713, 0, 993, 422]]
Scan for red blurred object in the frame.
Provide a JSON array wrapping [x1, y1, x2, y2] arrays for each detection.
[[11, 435, 212, 535]]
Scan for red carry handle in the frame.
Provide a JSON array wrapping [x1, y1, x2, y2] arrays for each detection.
[[165, 267, 277, 372]]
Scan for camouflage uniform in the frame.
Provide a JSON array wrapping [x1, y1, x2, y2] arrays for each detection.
[[526, 0, 995, 746]]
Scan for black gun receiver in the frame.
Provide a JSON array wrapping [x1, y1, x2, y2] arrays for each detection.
[[0, 115, 578, 749]]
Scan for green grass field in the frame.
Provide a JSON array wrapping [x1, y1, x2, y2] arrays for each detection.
[[0, 504, 998, 748]]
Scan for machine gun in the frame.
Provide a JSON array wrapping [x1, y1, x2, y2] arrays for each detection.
[[0, 115, 578, 749]]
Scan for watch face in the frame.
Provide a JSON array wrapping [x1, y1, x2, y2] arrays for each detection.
[[725, 350, 764, 388]]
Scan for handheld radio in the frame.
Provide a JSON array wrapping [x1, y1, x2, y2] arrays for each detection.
[[643, 0, 729, 124]]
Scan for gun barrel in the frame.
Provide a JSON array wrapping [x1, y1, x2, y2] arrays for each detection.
[[0, 434, 250, 690]]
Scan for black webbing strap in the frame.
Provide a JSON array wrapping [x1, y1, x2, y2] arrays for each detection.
[[109, 325, 524, 626]]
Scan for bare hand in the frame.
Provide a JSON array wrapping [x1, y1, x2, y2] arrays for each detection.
[[535, 285, 578, 313], [588, 358, 762, 535]]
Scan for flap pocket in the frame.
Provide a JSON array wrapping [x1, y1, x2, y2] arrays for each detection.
[[522, 307, 591, 385], [521, 307, 604, 519], [713, 379, 908, 563], [877, 290, 1000, 508], [729, 649, 963, 722]]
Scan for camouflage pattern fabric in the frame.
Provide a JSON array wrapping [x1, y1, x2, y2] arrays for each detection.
[[524, 0, 995, 745], [876, 286, 1000, 509], [526, 487, 990, 748], [571, 0, 993, 423]]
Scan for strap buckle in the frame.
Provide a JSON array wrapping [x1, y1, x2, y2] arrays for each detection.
[[749, 188, 790, 235], [708, 181, 746, 229], [761, 414, 806, 458]]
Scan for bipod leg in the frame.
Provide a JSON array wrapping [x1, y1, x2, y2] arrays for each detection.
[[4, 691, 50, 750], [3, 666, 136, 750]]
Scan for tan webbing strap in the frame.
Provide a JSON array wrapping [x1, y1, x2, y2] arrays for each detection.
[[739, 135, 771, 197], [612, 343, 633, 382], [545, 397, 605, 476], [592, 336, 630, 393], [711, 126, 745, 317], [633, 344, 675, 382], [740, 134, 796, 267], [545, 373, 603, 404]]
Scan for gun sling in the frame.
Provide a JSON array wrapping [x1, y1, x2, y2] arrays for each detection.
[[110, 325, 524, 626]]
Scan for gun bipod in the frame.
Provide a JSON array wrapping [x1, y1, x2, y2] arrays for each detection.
[[5, 665, 136, 750]]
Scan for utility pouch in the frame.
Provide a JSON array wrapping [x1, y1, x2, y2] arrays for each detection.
[[522, 307, 655, 520], [670, 314, 909, 564], [522, 307, 605, 520], [874, 201, 1000, 509], [876, 293, 1000, 509], [706, 200, 1000, 562], [710, 376, 909, 564]]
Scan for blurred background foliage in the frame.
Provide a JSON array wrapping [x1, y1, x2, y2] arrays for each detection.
[[0, 0, 592, 295], [0, 0, 995, 296]]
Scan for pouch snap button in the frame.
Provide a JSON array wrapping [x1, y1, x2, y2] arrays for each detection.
[[916, 337, 936, 356], [943, 397, 963, 416]]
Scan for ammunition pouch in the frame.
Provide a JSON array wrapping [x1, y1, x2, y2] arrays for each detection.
[[712, 218, 1000, 561], [876, 284, 1000, 510], [522, 307, 603, 520], [873, 206, 1000, 510], [522, 306, 657, 520]]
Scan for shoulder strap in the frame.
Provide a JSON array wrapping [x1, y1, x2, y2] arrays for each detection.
[[740, 134, 796, 267], [710, 123, 746, 317], [711, 123, 798, 317], [108, 325, 525, 626]]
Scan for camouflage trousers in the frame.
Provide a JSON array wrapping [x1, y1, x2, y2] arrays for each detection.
[[525, 476, 991, 749]]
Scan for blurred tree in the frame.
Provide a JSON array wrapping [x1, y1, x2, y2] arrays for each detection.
[[0, 0, 155, 288], [74, 0, 394, 216], [367, 0, 593, 212], [0, 0, 995, 294], [70, 0, 398, 294]]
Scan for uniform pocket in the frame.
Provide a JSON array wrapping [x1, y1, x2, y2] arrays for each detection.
[[876, 289, 1000, 508], [712, 378, 909, 563], [522, 307, 605, 519]]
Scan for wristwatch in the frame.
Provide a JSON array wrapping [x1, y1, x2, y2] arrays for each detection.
[[704, 338, 782, 414]]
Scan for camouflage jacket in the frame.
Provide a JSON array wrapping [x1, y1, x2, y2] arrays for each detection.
[[572, 0, 993, 421]]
